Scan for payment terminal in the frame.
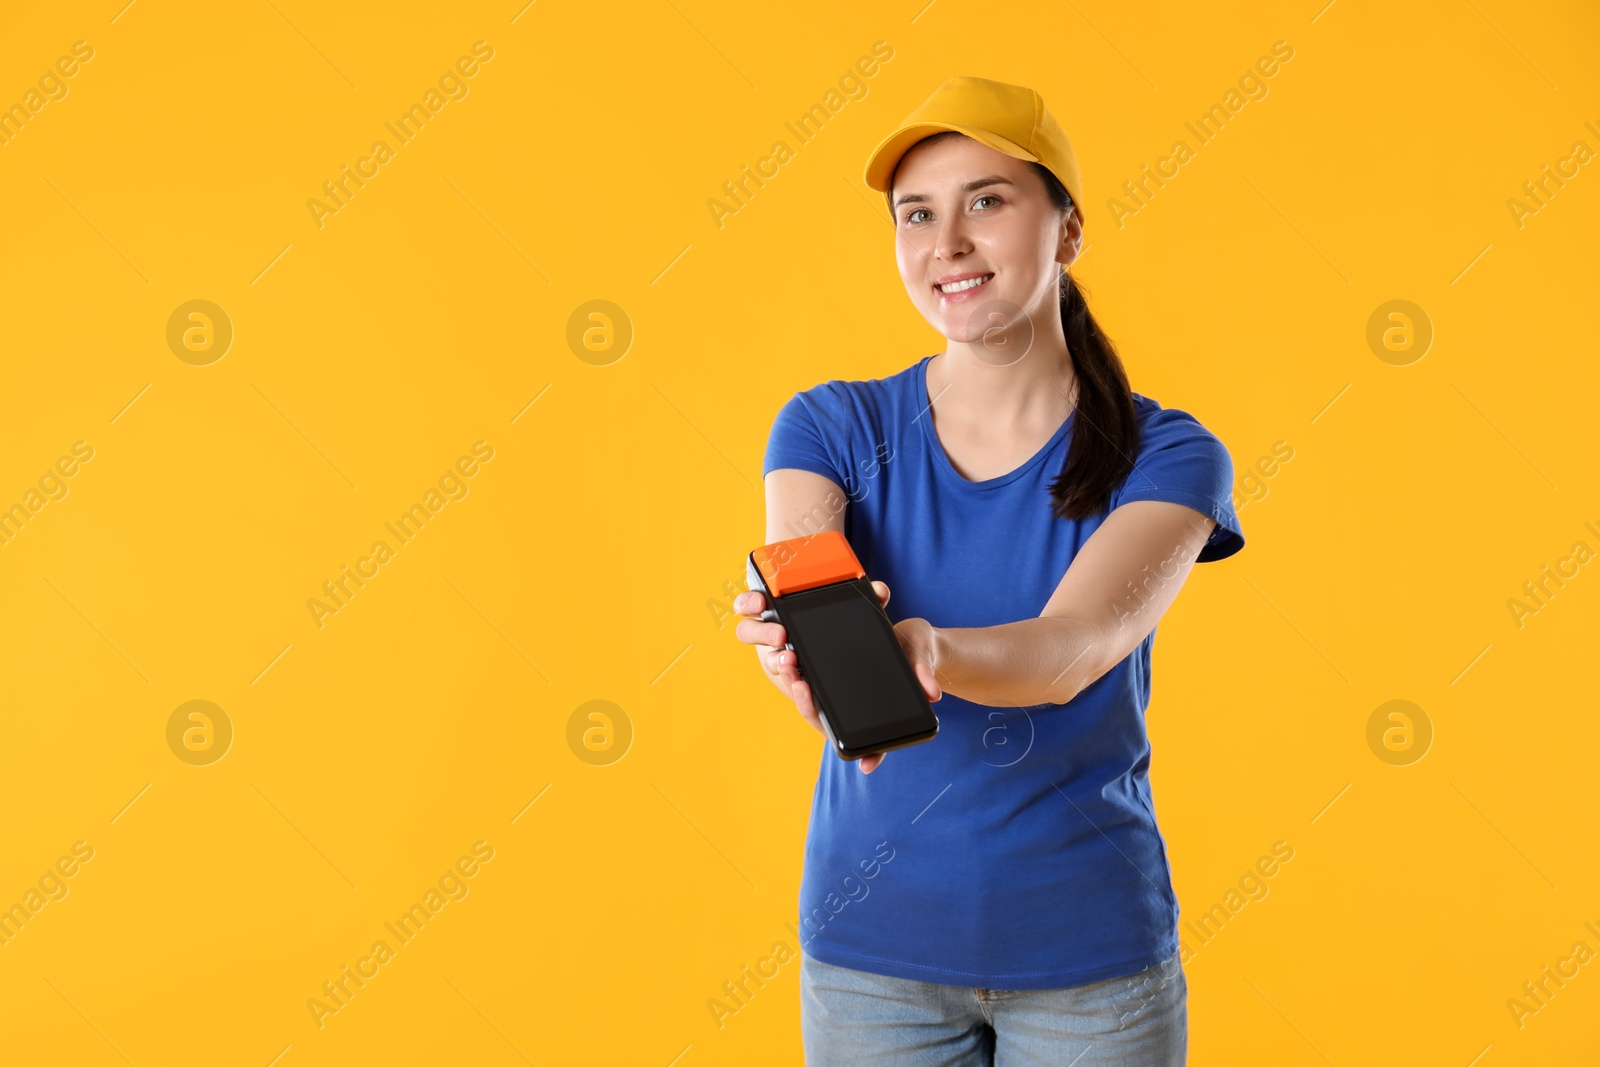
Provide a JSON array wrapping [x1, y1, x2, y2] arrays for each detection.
[[746, 530, 939, 761]]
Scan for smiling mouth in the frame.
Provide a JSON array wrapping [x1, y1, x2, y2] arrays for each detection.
[[935, 273, 994, 295]]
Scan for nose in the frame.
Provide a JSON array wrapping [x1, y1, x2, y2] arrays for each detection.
[[932, 213, 972, 264]]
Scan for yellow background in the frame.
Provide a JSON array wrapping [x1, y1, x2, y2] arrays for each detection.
[[1, 0, 1596, 1063]]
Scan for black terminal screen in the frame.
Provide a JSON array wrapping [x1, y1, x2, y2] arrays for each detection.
[[780, 582, 932, 746]]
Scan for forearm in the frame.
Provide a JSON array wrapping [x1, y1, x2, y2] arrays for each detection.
[[929, 615, 1106, 708]]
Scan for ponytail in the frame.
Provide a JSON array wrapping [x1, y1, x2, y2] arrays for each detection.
[[1030, 162, 1139, 521]]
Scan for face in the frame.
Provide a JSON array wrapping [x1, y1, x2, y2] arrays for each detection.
[[890, 134, 1081, 357]]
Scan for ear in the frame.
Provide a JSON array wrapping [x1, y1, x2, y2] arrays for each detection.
[[1056, 207, 1084, 269]]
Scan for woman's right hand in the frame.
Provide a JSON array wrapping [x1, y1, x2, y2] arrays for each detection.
[[734, 581, 932, 775], [733, 586, 843, 742]]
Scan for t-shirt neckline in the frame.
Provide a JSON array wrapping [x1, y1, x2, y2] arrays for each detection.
[[915, 353, 1077, 491]]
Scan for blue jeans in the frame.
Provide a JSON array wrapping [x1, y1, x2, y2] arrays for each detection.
[[800, 948, 1187, 1066]]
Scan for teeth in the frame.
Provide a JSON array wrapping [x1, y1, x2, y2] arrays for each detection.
[[938, 274, 992, 293]]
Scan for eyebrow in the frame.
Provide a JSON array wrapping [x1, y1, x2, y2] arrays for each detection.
[[892, 176, 1014, 211]]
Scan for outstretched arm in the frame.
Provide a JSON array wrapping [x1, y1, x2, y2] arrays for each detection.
[[920, 500, 1219, 707], [744, 468, 940, 775]]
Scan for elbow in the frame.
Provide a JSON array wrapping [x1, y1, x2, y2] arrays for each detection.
[[1037, 617, 1108, 706], [1043, 674, 1087, 707], [1039, 656, 1092, 706], [1044, 661, 1112, 706]]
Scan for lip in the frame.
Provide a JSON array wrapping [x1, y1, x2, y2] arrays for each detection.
[[933, 271, 994, 303]]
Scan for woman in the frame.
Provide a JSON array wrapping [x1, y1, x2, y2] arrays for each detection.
[[734, 76, 1245, 1066]]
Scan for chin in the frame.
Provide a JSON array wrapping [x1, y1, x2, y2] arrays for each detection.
[[940, 299, 1010, 338], [938, 320, 992, 345]]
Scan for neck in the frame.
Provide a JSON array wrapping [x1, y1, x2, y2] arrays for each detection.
[[932, 320, 1077, 431]]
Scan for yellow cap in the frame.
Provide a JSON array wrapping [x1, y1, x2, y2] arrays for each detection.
[[863, 76, 1084, 230]]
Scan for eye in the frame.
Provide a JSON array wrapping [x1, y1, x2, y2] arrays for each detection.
[[973, 194, 1001, 210], [903, 207, 931, 225]]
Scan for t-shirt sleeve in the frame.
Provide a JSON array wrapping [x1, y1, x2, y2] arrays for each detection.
[[762, 389, 849, 488], [1109, 406, 1245, 563]]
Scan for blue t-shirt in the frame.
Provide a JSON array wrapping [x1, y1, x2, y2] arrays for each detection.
[[761, 353, 1245, 989]]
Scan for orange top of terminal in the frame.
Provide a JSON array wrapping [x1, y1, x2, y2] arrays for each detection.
[[752, 530, 865, 597]]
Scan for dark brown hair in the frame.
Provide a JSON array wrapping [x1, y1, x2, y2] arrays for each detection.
[[890, 132, 1138, 520]]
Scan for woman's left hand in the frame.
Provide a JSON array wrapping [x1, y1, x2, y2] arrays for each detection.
[[859, 599, 941, 774], [892, 616, 943, 701]]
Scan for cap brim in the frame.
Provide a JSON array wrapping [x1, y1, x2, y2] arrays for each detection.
[[863, 122, 1038, 194]]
